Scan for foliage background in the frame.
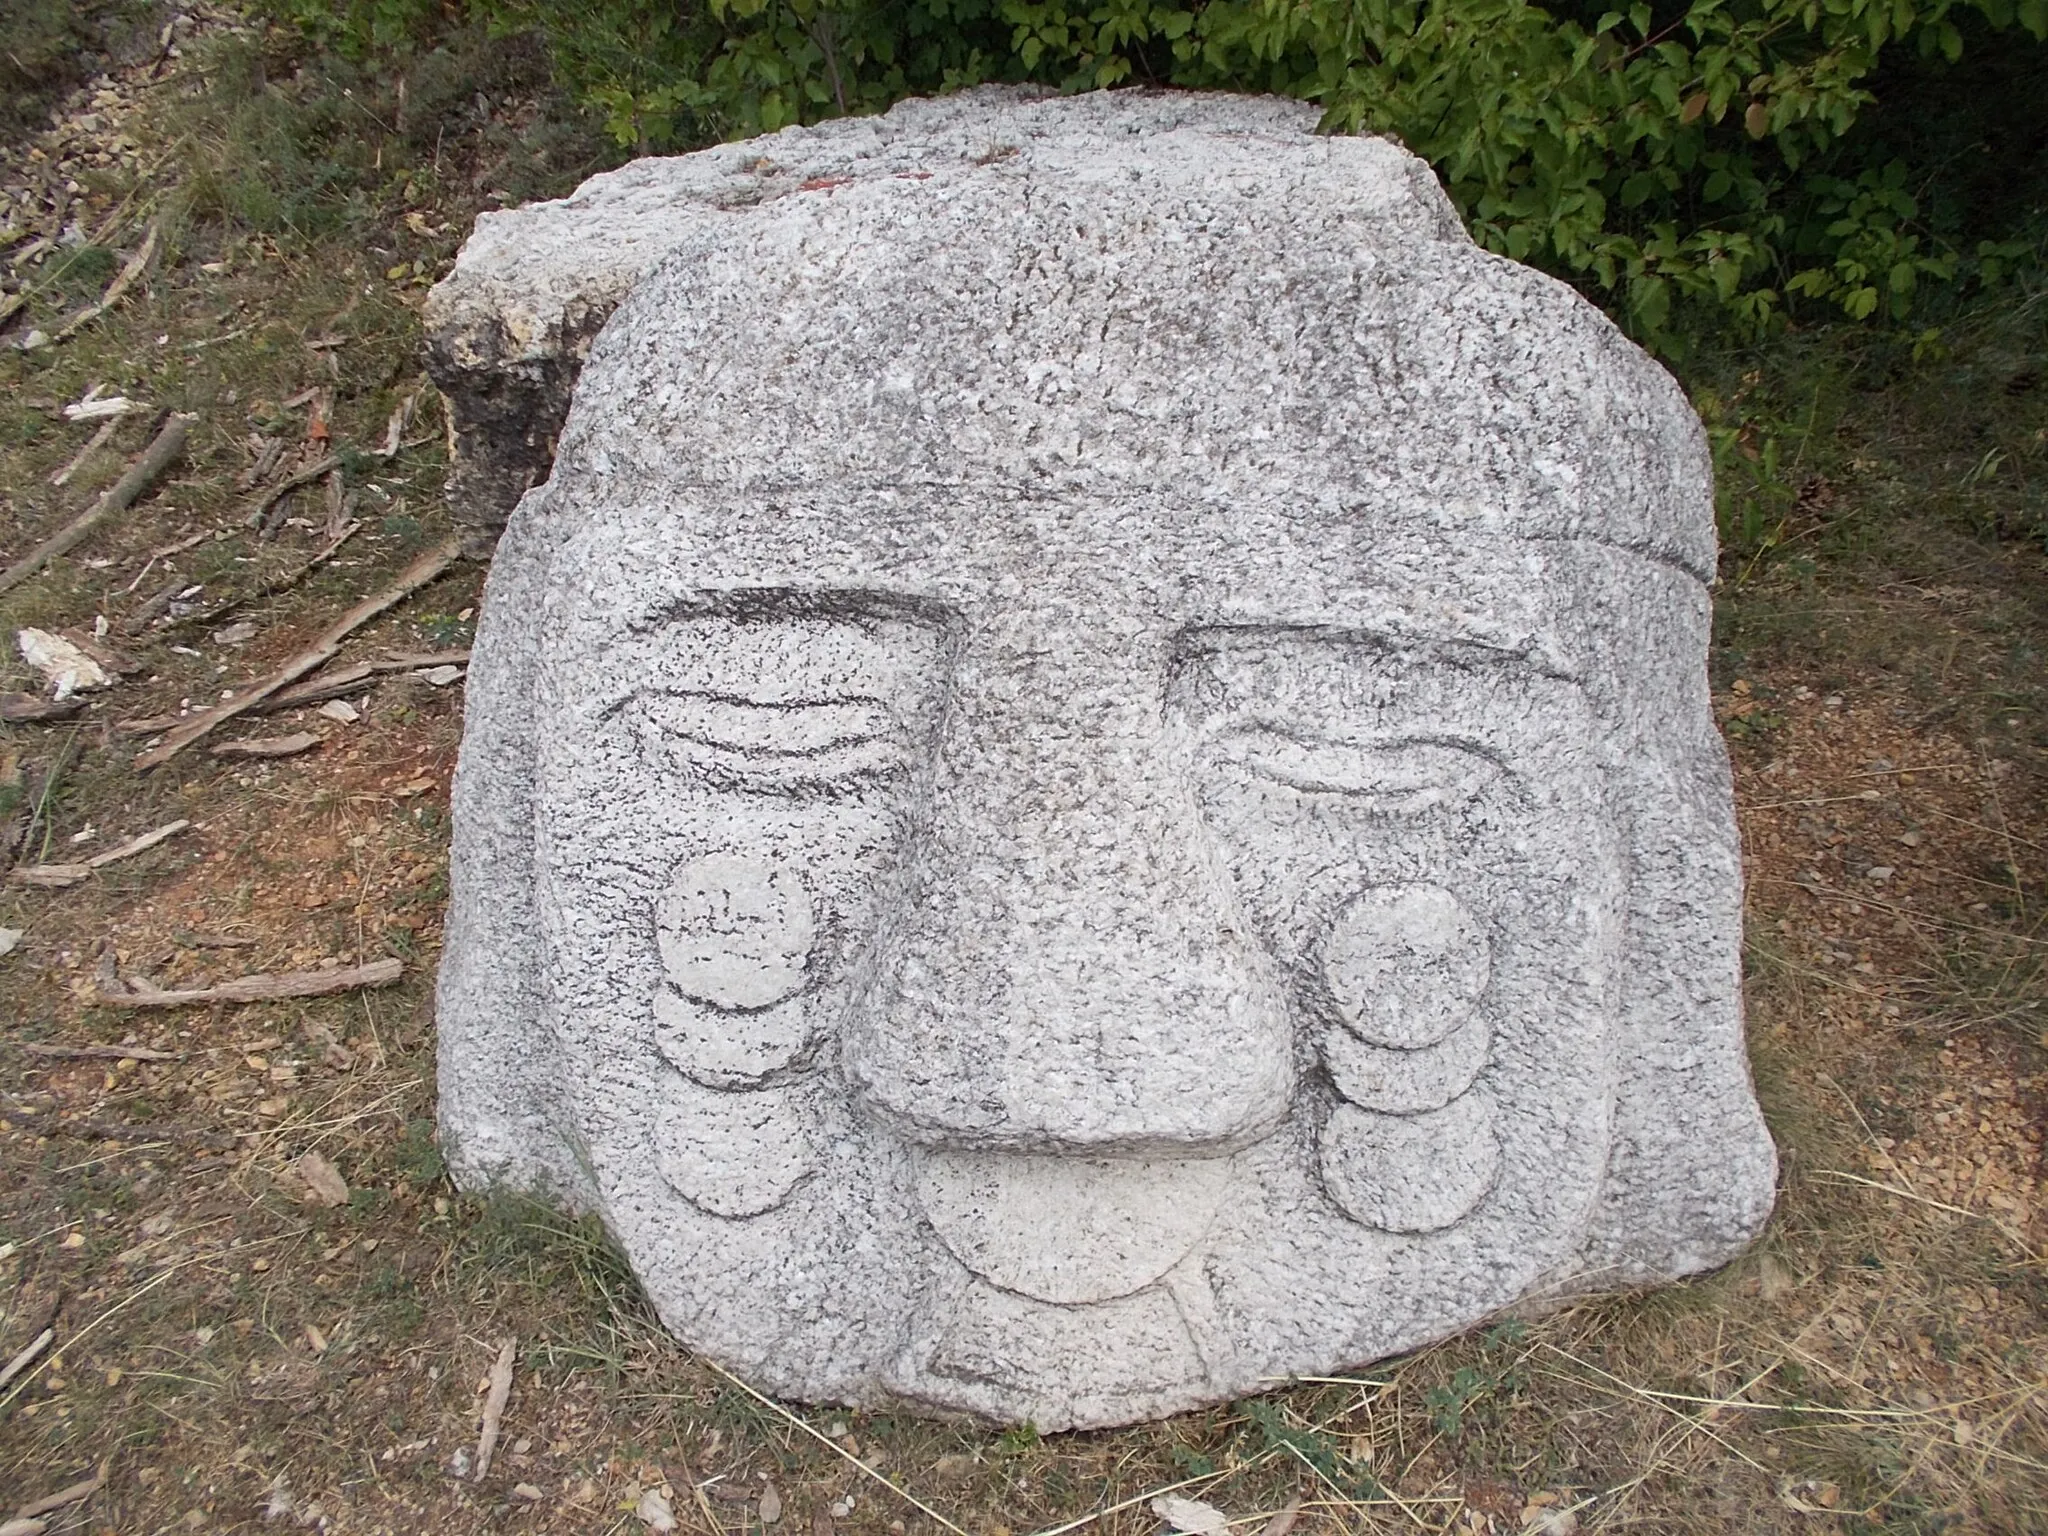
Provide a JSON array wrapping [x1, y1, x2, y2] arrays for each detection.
[[266, 0, 2048, 359]]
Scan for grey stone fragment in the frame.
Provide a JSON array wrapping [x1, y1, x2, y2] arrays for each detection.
[[436, 88, 1777, 1430]]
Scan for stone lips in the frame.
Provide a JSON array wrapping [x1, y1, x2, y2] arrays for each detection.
[[435, 89, 1778, 1429]]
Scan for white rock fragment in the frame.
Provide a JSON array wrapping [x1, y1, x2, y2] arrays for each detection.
[[415, 664, 464, 686], [634, 1488, 677, 1533], [317, 699, 360, 724], [1152, 1497, 1232, 1536], [436, 89, 1776, 1432], [17, 627, 111, 698]]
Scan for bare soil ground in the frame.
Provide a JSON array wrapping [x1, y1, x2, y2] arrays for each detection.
[[0, 14, 2042, 1535]]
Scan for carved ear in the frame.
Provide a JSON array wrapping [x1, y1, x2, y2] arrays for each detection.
[[436, 487, 600, 1210], [1568, 562, 1777, 1287]]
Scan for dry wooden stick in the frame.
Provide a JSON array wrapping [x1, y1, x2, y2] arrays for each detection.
[[96, 956, 402, 1008], [20, 1042, 179, 1062], [170, 518, 361, 632], [118, 648, 471, 734], [242, 453, 342, 531], [123, 525, 215, 594], [0, 1330, 52, 1394], [50, 222, 159, 344], [474, 1336, 517, 1479], [12, 1465, 106, 1521], [0, 413, 191, 596], [50, 417, 120, 487], [134, 538, 460, 771], [11, 819, 191, 888]]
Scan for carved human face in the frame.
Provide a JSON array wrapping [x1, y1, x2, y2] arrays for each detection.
[[523, 487, 1629, 1423]]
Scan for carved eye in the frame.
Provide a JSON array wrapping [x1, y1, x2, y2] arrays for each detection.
[[1219, 732, 1503, 814], [628, 691, 913, 795]]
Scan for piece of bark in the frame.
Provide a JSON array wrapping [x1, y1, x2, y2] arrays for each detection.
[[96, 956, 403, 1008], [0, 413, 192, 596], [0, 694, 83, 724], [10, 820, 190, 887], [211, 732, 322, 760], [474, 1336, 517, 1479], [19, 1042, 179, 1062], [48, 221, 158, 343], [293, 1150, 350, 1208], [172, 929, 257, 949], [134, 539, 461, 772]]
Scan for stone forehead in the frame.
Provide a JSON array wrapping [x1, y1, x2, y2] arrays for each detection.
[[543, 92, 1714, 581]]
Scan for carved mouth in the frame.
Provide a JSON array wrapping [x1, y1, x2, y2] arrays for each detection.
[[914, 1148, 1231, 1305]]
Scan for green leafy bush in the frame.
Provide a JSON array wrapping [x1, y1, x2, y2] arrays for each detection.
[[263, 0, 2047, 354]]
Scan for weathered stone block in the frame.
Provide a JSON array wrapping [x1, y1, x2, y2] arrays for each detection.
[[435, 87, 1776, 1429]]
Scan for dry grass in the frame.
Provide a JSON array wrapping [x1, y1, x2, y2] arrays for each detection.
[[0, 14, 2043, 1536]]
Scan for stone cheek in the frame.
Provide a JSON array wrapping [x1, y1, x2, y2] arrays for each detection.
[[435, 89, 1778, 1431]]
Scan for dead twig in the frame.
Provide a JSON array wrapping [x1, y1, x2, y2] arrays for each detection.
[[243, 453, 341, 533], [171, 518, 361, 632], [0, 1330, 53, 1393], [11, 819, 191, 888], [95, 956, 403, 1008], [134, 538, 461, 771], [474, 1336, 517, 1479], [0, 413, 192, 596], [50, 417, 120, 487], [48, 222, 159, 344], [122, 525, 217, 594], [19, 1042, 179, 1062], [12, 1465, 106, 1521], [119, 648, 470, 734]]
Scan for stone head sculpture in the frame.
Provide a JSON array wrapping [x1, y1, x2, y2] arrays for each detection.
[[436, 89, 1777, 1429]]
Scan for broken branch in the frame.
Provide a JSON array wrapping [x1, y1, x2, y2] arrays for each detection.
[[0, 1330, 53, 1394], [19, 1042, 179, 1062], [49, 222, 159, 343], [10, 820, 191, 888], [50, 417, 120, 488], [0, 413, 192, 596], [96, 956, 403, 1008], [241, 453, 341, 531], [133, 538, 460, 771], [170, 518, 361, 632], [13, 1466, 106, 1521]]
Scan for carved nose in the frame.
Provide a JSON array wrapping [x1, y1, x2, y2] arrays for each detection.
[[842, 701, 1293, 1155]]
